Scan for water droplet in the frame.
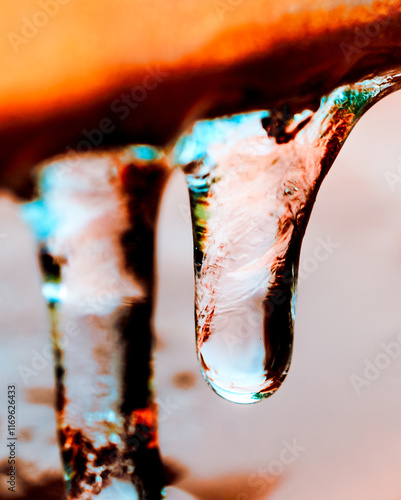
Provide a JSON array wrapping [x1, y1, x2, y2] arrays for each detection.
[[176, 72, 401, 404]]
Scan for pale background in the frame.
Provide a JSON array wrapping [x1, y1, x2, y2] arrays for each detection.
[[1, 89, 401, 499]]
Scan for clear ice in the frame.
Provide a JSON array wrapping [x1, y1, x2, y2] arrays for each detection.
[[20, 71, 401, 499], [22, 148, 170, 499], [175, 73, 401, 404]]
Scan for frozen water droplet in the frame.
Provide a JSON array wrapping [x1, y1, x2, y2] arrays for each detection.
[[176, 72, 401, 404]]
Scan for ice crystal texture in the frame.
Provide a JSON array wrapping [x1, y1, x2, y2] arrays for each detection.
[[175, 73, 401, 404], [22, 149, 169, 499]]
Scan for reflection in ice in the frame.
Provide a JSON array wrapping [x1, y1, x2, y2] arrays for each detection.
[[16, 71, 401, 499], [176, 73, 401, 404], [22, 150, 170, 499]]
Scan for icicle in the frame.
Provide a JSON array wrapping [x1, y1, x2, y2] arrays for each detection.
[[175, 72, 401, 404], [22, 147, 170, 499]]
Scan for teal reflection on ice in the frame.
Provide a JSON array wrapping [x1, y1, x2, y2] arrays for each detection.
[[21, 199, 57, 241], [130, 145, 161, 162], [173, 111, 268, 167]]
